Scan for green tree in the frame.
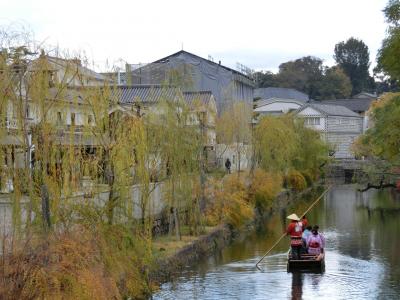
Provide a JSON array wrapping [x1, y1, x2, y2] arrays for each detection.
[[334, 37, 372, 95], [292, 119, 329, 173], [377, 0, 400, 82], [355, 93, 400, 164], [254, 114, 328, 176], [254, 115, 298, 173], [255, 71, 279, 88], [317, 66, 352, 99], [216, 101, 252, 173], [277, 56, 324, 99]]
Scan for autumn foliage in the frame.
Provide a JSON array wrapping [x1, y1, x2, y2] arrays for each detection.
[[286, 170, 307, 191], [250, 169, 282, 211], [205, 170, 284, 229]]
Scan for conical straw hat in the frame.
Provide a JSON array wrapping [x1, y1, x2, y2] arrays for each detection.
[[287, 213, 300, 221]]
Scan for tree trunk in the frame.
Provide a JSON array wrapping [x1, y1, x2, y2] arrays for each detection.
[[173, 207, 181, 241], [40, 184, 51, 230], [168, 207, 174, 236], [238, 148, 241, 174], [107, 186, 115, 225], [104, 150, 116, 225]]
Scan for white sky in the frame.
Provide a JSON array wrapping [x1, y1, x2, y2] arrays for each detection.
[[0, 0, 389, 72]]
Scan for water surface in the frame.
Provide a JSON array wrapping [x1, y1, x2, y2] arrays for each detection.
[[154, 185, 400, 300]]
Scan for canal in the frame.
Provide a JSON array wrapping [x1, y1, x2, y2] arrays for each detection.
[[154, 185, 400, 299]]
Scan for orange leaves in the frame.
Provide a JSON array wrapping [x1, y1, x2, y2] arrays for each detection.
[[249, 169, 282, 210], [286, 170, 307, 192], [1, 227, 121, 299], [205, 174, 253, 228], [205, 170, 283, 229]]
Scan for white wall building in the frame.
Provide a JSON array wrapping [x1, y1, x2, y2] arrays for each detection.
[[216, 143, 252, 172], [254, 98, 305, 115], [253, 87, 309, 117], [296, 103, 363, 159]]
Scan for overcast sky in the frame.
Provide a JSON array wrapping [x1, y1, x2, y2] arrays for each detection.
[[0, 0, 389, 72]]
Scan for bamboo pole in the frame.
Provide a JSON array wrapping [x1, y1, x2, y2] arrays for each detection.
[[255, 185, 332, 270]]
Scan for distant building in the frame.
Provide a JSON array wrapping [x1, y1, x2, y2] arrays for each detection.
[[112, 50, 255, 111], [0, 55, 108, 192], [317, 96, 377, 132], [253, 87, 309, 116], [296, 103, 363, 159], [352, 92, 377, 99], [29, 55, 112, 87], [254, 87, 309, 102], [110, 85, 218, 166]]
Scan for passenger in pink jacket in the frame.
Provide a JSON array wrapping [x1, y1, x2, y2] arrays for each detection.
[[306, 225, 325, 255]]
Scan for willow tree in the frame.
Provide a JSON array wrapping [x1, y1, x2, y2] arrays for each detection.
[[254, 113, 329, 180], [216, 101, 252, 173], [291, 118, 329, 176], [355, 93, 400, 165], [145, 95, 203, 239], [0, 39, 91, 235], [254, 115, 298, 173]]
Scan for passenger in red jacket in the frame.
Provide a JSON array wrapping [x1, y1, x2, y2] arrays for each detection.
[[286, 213, 303, 260]]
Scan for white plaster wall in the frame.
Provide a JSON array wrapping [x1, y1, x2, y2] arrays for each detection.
[[296, 107, 326, 131], [216, 143, 251, 171], [326, 133, 358, 159], [255, 101, 302, 114], [326, 116, 363, 133]]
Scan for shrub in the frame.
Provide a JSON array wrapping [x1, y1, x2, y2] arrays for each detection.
[[205, 174, 254, 229], [300, 170, 314, 187], [286, 170, 307, 191], [0, 227, 120, 300], [249, 169, 282, 211], [0, 225, 155, 299]]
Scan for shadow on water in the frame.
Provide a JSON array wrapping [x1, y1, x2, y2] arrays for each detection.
[[291, 271, 303, 300], [290, 268, 325, 300]]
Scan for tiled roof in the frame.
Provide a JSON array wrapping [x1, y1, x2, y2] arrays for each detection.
[[300, 103, 362, 117], [111, 85, 181, 104], [152, 50, 252, 80], [353, 92, 377, 99], [254, 87, 309, 102], [255, 97, 305, 108], [182, 91, 213, 106], [316, 98, 375, 113]]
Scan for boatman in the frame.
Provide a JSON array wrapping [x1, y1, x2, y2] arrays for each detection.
[[286, 213, 303, 260], [299, 215, 308, 231]]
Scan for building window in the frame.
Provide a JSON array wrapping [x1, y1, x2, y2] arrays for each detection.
[[305, 117, 320, 125], [70, 113, 75, 126]]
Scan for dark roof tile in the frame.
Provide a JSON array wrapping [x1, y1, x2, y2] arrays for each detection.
[[111, 85, 181, 104], [301, 103, 362, 117], [316, 98, 375, 113], [254, 87, 309, 102]]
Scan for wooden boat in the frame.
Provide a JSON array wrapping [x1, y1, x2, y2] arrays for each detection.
[[287, 251, 325, 271]]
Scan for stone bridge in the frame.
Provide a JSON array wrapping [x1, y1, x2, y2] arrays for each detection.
[[326, 159, 370, 179]]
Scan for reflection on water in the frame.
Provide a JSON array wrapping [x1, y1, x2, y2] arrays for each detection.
[[154, 185, 400, 299]]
